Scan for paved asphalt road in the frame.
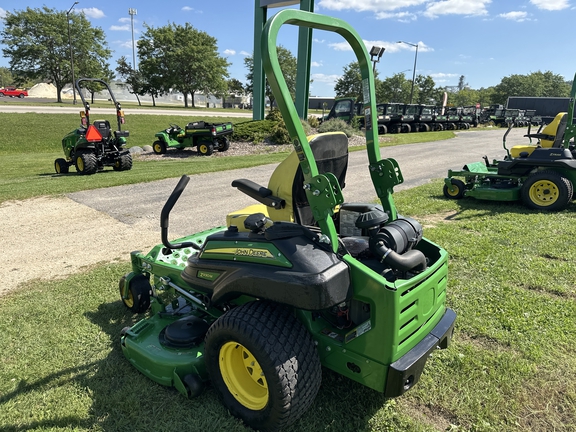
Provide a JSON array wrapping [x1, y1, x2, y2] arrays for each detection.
[[0, 100, 253, 117], [67, 127, 527, 239]]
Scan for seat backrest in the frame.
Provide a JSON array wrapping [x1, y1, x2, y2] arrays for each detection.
[[93, 120, 111, 139], [540, 112, 567, 148], [266, 132, 349, 225]]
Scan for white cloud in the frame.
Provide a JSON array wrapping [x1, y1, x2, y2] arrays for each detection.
[[375, 11, 417, 21], [498, 11, 528, 21], [313, 38, 325, 43], [430, 72, 459, 79], [311, 61, 323, 67], [530, 0, 569, 10], [115, 40, 137, 49], [182, 6, 203, 13], [224, 49, 236, 56], [423, 0, 491, 18], [318, 0, 428, 12], [329, 39, 433, 54], [118, 17, 131, 23], [311, 73, 340, 84], [110, 25, 130, 31], [0, 8, 6, 19], [79, 8, 105, 19], [240, 50, 251, 56]]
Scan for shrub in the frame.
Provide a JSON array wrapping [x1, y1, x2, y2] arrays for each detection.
[[317, 118, 357, 137], [307, 115, 320, 128], [231, 120, 276, 143]]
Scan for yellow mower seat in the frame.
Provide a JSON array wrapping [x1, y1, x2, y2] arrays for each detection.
[[511, 112, 568, 158], [227, 132, 349, 231]]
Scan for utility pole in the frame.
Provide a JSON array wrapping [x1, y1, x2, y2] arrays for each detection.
[[67, 1, 79, 104], [398, 41, 419, 104], [129, 8, 137, 69]]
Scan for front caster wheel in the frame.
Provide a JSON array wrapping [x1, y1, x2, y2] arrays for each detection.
[[119, 274, 151, 313], [443, 179, 466, 199]]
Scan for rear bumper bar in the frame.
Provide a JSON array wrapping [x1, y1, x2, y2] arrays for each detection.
[[384, 308, 456, 397]]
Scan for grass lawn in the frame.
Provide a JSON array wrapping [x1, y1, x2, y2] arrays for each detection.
[[0, 112, 454, 203], [0, 181, 574, 431]]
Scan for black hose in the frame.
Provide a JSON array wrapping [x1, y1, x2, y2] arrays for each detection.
[[371, 240, 427, 272]]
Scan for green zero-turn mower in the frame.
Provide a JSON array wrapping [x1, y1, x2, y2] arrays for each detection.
[[444, 74, 576, 211], [153, 121, 233, 156], [118, 10, 456, 431], [54, 78, 132, 175]]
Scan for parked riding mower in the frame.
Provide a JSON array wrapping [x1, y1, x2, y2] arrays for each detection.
[[55, 78, 132, 175], [153, 121, 233, 156], [118, 10, 455, 431], [444, 75, 576, 211]]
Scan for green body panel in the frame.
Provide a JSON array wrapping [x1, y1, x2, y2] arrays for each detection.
[[200, 240, 293, 268], [299, 239, 448, 392], [121, 313, 208, 391]]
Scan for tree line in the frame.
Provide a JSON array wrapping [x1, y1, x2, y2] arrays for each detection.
[[1, 7, 572, 108], [334, 62, 572, 107]]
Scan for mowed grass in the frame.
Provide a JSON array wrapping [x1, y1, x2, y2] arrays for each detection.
[[1, 181, 575, 431], [0, 112, 454, 203]]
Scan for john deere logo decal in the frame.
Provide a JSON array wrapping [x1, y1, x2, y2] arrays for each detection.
[[234, 248, 274, 258], [208, 247, 274, 259]]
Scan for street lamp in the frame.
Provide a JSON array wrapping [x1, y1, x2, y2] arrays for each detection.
[[397, 40, 418, 104], [66, 1, 79, 104], [369, 46, 385, 74], [128, 8, 137, 69]]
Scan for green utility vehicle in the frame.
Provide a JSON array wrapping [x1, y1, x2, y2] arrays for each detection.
[[444, 74, 576, 211], [118, 10, 455, 431], [55, 78, 132, 175], [153, 121, 233, 156]]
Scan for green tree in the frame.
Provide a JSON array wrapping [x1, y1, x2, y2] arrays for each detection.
[[378, 73, 412, 104], [222, 78, 245, 107], [0, 6, 111, 103], [414, 75, 437, 104], [116, 56, 145, 106], [333, 61, 382, 102], [492, 71, 570, 104], [244, 46, 297, 107], [0, 67, 13, 87], [457, 75, 468, 91], [138, 23, 229, 108], [449, 88, 479, 107]]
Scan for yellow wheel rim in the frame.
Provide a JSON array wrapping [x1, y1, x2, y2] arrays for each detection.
[[529, 180, 559, 207], [77, 156, 84, 171], [154, 143, 162, 153], [55, 163, 61, 173], [446, 185, 460, 197], [219, 342, 268, 410], [199, 144, 207, 154], [121, 285, 134, 308]]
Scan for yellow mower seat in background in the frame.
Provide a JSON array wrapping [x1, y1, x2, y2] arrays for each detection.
[[511, 112, 568, 158], [226, 132, 349, 231]]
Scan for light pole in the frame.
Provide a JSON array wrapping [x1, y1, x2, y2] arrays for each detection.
[[369, 46, 385, 74], [128, 8, 137, 69], [66, 1, 79, 104], [397, 40, 418, 104]]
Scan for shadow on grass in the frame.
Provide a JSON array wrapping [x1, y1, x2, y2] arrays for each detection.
[[83, 301, 405, 432]]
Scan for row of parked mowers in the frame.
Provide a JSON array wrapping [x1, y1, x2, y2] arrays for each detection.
[[54, 79, 234, 175]]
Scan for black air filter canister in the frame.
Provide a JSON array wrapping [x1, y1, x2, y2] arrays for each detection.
[[377, 217, 423, 254]]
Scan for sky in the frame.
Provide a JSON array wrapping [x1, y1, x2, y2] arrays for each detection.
[[0, 0, 574, 97]]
